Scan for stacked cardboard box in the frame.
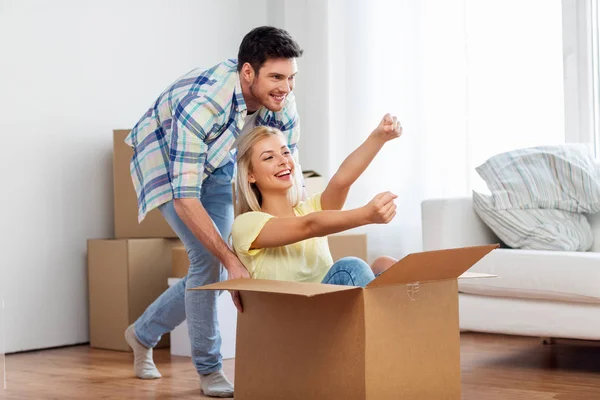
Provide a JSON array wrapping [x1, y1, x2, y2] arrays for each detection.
[[87, 238, 179, 351], [87, 130, 180, 351]]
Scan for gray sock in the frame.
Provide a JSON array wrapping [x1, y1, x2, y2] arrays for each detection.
[[201, 370, 234, 398], [124, 324, 162, 379]]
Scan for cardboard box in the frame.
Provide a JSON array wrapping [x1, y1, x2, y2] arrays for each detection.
[[172, 246, 189, 278], [113, 130, 177, 239], [328, 234, 367, 261], [193, 244, 498, 399], [171, 234, 368, 279], [87, 238, 181, 351], [302, 170, 327, 196]]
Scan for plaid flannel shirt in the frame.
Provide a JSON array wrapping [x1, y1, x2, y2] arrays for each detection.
[[125, 59, 301, 222]]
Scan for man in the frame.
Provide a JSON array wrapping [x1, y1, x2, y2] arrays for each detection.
[[123, 26, 303, 398]]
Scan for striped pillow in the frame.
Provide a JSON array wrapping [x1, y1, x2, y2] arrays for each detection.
[[472, 144, 600, 251], [473, 192, 594, 250]]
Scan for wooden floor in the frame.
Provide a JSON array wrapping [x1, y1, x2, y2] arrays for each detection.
[[2, 333, 600, 399]]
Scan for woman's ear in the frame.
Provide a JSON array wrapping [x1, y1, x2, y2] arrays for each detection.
[[248, 172, 257, 183]]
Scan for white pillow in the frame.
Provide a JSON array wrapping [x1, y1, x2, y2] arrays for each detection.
[[475, 144, 600, 213], [472, 144, 600, 251], [473, 192, 594, 251]]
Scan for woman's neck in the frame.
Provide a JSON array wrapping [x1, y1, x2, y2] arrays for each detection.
[[260, 191, 295, 217]]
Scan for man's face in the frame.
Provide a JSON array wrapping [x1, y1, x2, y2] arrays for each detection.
[[246, 58, 297, 112]]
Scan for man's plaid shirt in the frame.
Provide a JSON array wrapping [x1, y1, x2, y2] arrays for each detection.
[[125, 59, 300, 222]]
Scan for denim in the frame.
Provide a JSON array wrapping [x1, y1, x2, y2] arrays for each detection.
[[133, 162, 234, 375], [321, 256, 376, 287]]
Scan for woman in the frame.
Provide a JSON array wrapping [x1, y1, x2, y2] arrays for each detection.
[[231, 114, 402, 288]]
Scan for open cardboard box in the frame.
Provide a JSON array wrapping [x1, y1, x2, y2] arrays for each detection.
[[192, 244, 498, 399]]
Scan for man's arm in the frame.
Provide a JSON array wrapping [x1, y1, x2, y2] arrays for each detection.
[[173, 199, 248, 279], [170, 96, 249, 311]]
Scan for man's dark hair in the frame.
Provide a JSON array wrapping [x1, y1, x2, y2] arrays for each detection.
[[237, 26, 303, 73]]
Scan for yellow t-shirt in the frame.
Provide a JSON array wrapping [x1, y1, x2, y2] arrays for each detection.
[[231, 193, 334, 283]]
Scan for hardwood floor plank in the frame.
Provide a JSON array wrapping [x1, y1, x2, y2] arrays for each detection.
[[1, 333, 599, 399]]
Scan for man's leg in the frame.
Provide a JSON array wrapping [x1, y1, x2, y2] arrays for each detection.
[[182, 166, 235, 397], [125, 163, 234, 388]]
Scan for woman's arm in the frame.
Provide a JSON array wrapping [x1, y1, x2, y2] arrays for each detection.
[[321, 114, 402, 210], [251, 192, 397, 249]]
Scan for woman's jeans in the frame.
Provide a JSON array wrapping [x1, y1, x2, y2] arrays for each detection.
[[133, 162, 234, 376], [321, 257, 376, 287]]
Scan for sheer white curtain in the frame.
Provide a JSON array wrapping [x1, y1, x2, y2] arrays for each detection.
[[321, 0, 565, 259], [278, 0, 565, 259]]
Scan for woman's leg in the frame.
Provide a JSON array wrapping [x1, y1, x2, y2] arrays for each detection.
[[321, 257, 375, 287], [370, 256, 397, 275]]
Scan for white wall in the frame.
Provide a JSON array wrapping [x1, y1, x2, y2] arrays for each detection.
[[0, 0, 268, 353], [267, 0, 332, 176]]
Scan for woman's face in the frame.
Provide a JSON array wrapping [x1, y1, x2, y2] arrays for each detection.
[[248, 134, 295, 193]]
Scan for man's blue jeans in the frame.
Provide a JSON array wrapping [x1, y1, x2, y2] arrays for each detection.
[[133, 162, 234, 375]]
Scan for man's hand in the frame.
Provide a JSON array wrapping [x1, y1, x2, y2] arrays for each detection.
[[371, 113, 403, 143], [172, 198, 251, 313], [224, 257, 251, 313]]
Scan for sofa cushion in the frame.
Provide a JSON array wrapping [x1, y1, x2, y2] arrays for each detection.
[[460, 248, 600, 303]]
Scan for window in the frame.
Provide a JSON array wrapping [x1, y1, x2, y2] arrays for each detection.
[[562, 0, 599, 157], [593, 0, 600, 156]]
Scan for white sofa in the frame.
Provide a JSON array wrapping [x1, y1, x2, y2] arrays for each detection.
[[421, 197, 600, 340]]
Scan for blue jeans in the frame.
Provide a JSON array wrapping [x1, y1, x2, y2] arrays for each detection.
[[321, 257, 375, 287], [133, 162, 234, 375]]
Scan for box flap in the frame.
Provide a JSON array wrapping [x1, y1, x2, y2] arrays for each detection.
[[190, 278, 361, 297], [367, 244, 499, 288]]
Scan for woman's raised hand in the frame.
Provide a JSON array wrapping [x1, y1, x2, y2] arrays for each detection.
[[371, 113, 403, 142], [364, 191, 398, 224]]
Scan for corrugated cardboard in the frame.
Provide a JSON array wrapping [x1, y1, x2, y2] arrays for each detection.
[[87, 238, 181, 351], [328, 233, 367, 261], [113, 130, 177, 239], [171, 234, 368, 278], [193, 244, 499, 400]]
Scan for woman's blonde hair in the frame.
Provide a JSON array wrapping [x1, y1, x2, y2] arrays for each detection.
[[234, 125, 303, 216]]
